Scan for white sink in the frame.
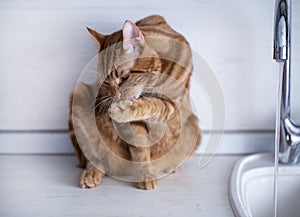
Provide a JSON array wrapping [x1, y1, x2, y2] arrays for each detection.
[[229, 153, 300, 217]]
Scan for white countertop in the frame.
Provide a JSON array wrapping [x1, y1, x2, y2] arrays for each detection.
[[0, 155, 242, 217]]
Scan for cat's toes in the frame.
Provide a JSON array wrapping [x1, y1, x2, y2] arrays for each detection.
[[79, 169, 103, 188], [135, 180, 158, 190]]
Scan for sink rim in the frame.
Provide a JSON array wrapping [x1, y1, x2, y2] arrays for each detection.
[[229, 153, 300, 217], [229, 153, 274, 217]]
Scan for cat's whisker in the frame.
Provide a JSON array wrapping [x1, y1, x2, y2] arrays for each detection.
[[93, 96, 113, 114], [90, 96, 110, 110]]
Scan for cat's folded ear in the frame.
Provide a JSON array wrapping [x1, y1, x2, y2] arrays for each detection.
[[86, 27, 105, 48], [122, 20, 144, 53]]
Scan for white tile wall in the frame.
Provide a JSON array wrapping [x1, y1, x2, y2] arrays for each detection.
[[0, 1, 299, 139]]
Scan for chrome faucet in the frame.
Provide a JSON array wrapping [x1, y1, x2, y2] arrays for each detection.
[[273, 0, 300, 164]]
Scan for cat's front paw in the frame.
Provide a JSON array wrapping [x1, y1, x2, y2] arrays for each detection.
[[79, 168, 103, 188], [109, 100, 133, 123]]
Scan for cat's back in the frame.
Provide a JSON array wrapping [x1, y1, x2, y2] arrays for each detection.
[[136, 15, 189, 45]]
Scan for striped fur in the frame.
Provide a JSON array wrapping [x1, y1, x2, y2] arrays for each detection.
[[69, 15, 201, 190]]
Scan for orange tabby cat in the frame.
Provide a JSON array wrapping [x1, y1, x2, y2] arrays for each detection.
[[69, 15, 201, 190]]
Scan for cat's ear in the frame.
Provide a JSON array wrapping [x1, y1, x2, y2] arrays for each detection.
[[116, 21, 144, 75], [122, 20, 144, 53], [86, 27, 105, 48]]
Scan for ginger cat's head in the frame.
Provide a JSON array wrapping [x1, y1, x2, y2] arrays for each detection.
[[87, 21, 162, 101]]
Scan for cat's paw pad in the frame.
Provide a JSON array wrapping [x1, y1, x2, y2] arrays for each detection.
[[109, 100, 132, 122], [135, 179, 158, 190], [79, 169, 102, 188]]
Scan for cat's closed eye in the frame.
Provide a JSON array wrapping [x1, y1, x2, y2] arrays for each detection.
[[102, 81, 110, 86], [121, 76, 129, 82]]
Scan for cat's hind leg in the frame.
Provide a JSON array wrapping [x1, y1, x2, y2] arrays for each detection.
[[79, 161, 105, 188], [129, 145, 157, 190]]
